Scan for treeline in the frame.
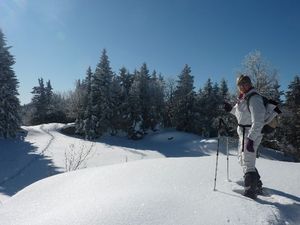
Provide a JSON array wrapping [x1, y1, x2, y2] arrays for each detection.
[[23, 49, 232, 139], [1, 28, 300, 160]]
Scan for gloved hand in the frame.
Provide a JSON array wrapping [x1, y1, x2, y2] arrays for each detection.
[[246, 138, 254, 152], [224, 102, 232, 112]]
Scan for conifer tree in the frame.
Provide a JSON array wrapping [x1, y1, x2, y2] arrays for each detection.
[[126, 63, 154, 137], [281, 75, 300, 160], [127, 70, 143, 138], [163, 78, 176, 128], [109, 75, 123, 135], [148, 71, 165, 130], [31, 78, 55, 124], [138, 63, 152, 131], [125, 67, 165, 137], [45, 80, 55, 116], [119, 67, 133, 97], [45, 80, 53, 105], [219, 78, 230, 101], [82, 67, 95, 139], [173, 64, 196, 132], [71, 79, 87, 133], [31, 78, 48, 124], [197, 79, 219, 136], [0, 29, 21, 137], [91, 49, 114, 136], [219, 78, 236, 135], [118, 67, 133, 133]]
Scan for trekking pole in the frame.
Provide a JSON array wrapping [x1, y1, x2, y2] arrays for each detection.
[[226, 136, 230, 182], [218, 118, 231, 182], [213, 119, 222, 191]]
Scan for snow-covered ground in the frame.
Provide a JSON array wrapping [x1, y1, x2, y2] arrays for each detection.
[[0, 123, 299, 225]]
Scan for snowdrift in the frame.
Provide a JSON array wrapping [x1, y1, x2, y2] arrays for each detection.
[[1, 156, 299, 225]]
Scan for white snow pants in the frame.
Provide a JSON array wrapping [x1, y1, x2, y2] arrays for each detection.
[[237, 126, 263, 174]]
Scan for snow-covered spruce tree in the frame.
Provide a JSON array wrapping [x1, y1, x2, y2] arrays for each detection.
[[45, 80, 53, 105], [148, 71, 165, 130], [172, 64, 197, 133], [196, 78, 221, 137], [70, 79, 88, 133], [163, 77, 176, 128], [30, 78, 59, 124], [127, 70, 143, 139], [109, 75, 123, 135], [119, 67, 133, 97], [43, 80, 57, 122], [137, 63, 152, 131], [31, 78, 48, 124], [30, 78, 68, 124], [82, 66, 96, 139], [90, 49, 114, 136], [50, 92, 70, 123], [118, 67, 133, 133], [219, 78, 237, 136], [281, 75, 300, 160], [0, 29, 21, 138], [219, 78, 230, 101], [70, 66, 97, 138], [127, 63, 155, 138]]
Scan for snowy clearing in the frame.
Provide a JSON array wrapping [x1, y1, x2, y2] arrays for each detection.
[[0, 123, 299, 225]]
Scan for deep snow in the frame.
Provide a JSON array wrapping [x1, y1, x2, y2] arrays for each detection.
[[0, 123, 299, 225]]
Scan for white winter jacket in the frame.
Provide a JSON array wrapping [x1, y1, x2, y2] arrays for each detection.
[[230, 88, 266, 141]]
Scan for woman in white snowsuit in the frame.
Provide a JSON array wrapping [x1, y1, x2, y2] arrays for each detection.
[[224, 75, 265, 199]]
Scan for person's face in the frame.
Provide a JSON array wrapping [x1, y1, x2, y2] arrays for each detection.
[[237, 83, 250, 94]]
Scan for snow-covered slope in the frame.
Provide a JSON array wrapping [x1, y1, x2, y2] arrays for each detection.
[[0, 123, 299, 225], [0, 157, 300, 225], [0, 123, 164, 202]]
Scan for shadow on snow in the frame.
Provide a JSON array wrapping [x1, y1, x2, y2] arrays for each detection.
[[0, 132, 60, 198], [234, 179, 300, 224], [98, 130, 218, 158]]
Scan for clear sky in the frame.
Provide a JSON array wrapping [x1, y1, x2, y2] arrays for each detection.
[[1, 0, 299, 104]]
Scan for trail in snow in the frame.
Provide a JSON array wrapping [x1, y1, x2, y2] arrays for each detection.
[[39, 124, 55, 154], [0, 125, 54, 186], [0, 124, 164, 202]]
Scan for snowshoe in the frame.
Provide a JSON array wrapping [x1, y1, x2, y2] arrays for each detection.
[[256, 180, 263, 195], [244, 188, 257, 199], [244, 172, 258, 199]]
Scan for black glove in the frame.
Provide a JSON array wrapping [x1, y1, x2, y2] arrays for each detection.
[[224, 102, 232, 112]]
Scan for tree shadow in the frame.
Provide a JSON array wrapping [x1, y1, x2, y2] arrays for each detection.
[[0, 132, 61, 198], [259, 147, 296, 162], [255, 188, 300, 224], [59, 126, 236, 158], [234, 180, 300, 224], [98, 130, 212, 158]]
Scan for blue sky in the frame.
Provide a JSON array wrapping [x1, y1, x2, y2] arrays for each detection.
[[1, 0, 299, 104]]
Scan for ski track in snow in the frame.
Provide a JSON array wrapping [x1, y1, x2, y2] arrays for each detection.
[[39, 124, 55, 154], [122, 147, 147, 159], [0, 125, 54, 186]]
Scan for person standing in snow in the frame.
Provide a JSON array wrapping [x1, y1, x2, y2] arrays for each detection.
[[224, 75, 264, 199]]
